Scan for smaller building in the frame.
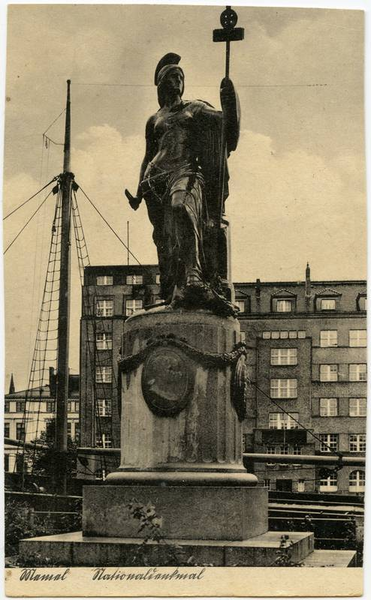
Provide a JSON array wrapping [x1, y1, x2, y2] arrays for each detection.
[[4, 369, 80, 473]]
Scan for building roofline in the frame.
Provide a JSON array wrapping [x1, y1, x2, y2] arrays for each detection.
[[235, 280, 367, 286]]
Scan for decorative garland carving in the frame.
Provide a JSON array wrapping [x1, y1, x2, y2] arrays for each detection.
[[231, 354, 248, 421], [118, 334, 248, 421], [118, 334, 248, 373]]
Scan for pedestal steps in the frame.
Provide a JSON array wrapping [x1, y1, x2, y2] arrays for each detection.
[[19, 530, 325, 567]]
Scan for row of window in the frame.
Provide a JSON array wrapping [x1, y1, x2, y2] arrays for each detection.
[[262, 331, 306, 340], [319, 329, 366, 348], [319, 363, 366, 382], [262, 330, 366, 348], [319, 470, 365, 492], [269, 365, 367, 398], [237, 296, 367, 314], [96, 298, 143, 317], [263, 471, 365, 493], [4, 421, 80, 441], [96, 274, 155, 286], [265, 444, 302, 455], [319, 397, 366, 417], [4, 400, 80, 414], [262, 434, 366, 454], [266, 398, 366, 428], [318, 433, 366, 453]]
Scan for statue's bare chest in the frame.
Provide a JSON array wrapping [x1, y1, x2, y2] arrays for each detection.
[[153, 104, 196, 138]]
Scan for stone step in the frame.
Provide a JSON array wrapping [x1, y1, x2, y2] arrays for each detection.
[[19, 530, 315, 567], [301, 549, 357, 568]]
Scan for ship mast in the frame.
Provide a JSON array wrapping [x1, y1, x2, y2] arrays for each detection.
[[55, 80, 73, 494]]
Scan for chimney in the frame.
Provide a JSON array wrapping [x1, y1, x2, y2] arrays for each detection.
[[255, 278, 261, 313], [305, 262, 311, 311]]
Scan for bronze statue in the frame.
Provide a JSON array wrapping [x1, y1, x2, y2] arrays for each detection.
[[126, 53, 240, 316]]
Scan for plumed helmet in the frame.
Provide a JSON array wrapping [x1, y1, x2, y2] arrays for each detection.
[[154, 53, 182, 85]]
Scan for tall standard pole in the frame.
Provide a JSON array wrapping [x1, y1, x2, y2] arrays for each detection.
[[55, 80, 74, 494]]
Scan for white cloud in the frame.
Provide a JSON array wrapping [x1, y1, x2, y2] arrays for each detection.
[[227, 129, 366, 282]]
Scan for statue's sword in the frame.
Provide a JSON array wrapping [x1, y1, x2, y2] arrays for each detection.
[[213, 6, 244, 225]]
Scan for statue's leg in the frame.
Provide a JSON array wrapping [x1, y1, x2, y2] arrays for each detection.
[[145, 198, 170, 300], [170, 179, 203, 287]]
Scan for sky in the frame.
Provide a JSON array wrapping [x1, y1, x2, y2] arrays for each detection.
[[2, 4, 367, 391]]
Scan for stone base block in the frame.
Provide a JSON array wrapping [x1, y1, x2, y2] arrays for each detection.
[[301, 549, 357, 568], [82, 485, 268, 541], [19, 531, 315, 567]]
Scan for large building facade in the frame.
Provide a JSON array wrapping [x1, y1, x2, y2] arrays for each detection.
[[237, 265, 366, 495], [79, 264, 366, 494], [4, 369, 80, 473]]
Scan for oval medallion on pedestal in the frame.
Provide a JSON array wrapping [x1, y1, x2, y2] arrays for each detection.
[[141, 346, 194, 417]]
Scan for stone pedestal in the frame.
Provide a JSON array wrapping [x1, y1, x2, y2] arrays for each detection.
[[97, 308, 268, 544], [107, 308, 254, 485]]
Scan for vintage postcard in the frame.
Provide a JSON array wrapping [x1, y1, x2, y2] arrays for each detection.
[[2, 2, 367, 597]]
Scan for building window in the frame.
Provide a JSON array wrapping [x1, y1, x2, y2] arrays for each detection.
[[297, 480, 305, 492], [67, 422, 72, 437], [319, 398, 338, 417], [349, 398, 366, 417], [96, 332, 113, 350], [4, 422, 10, 438], [319, 434, 338, 453], [16, 401, 25, 413], [96, 433, 112, 448], [96, 366, 112, 384], [349, 364, 367, 382], [320, 330, 338, 348], [274, 299, 294, 313], [75, 423, 80, 443], [349, 470, 365, 492], [264, 479, 272, 490], [126, 274, 143, 285], [97, 398, 112, 417], [16, 422, 25, 441], [319, 470, 338, 492], [349, 434, 366, 453], [320, 364, 338, 382], [95, 299, 114, 317], [235, 300, 246, 314], [269, 412, 299, 429], [271, 348, 297, 366], [95, 468, 107, 481], [4, 455, 10, 472], [320, 298, 336, 311], [46, 401, 55, 413], [96, 276, 113, 286], [5, 402, 10, 413], [358, 296, 367, 311], [349, 330, 367, 348], [125, 299, 143, 316], [270, 379, 297, 399]]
